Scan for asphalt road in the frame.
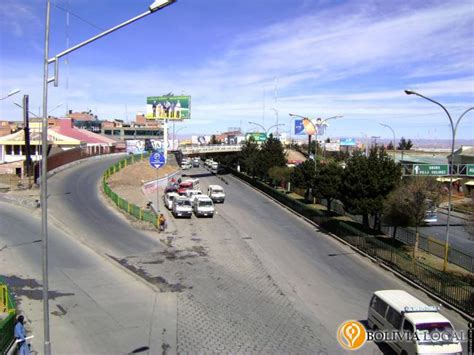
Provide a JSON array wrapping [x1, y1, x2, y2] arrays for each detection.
[[3, 155, 468, 353], [417, 211, 474, 256], [0, 200, 173, 354], [175, 166, 469, 353]]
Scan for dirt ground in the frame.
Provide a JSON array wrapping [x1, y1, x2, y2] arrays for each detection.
[[107, 158, 179, 208]]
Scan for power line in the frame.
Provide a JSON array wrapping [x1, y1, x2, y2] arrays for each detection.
[[51, 2, 104, 31]]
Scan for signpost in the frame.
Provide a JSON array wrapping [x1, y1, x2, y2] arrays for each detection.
[[149, 151, 166, 212], [412, 164, 449, 176]]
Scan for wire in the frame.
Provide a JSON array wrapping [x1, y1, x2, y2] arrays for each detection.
[[51, 2, 104, 31]]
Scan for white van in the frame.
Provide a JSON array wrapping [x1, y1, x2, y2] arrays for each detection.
[[163, 192, 179, 210], [207, 185, 225, 203], [211, 161, 219, 172], [172, 196, 192, 218], [193, 196, 215, 217], [367, 290, 462, 355]]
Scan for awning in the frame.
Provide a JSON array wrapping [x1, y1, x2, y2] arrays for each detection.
[[436, 177, 461, 183], [464, 180, 474, 186]]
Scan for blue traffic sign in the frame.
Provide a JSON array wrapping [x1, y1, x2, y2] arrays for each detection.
[[149, 151, 165, 169]]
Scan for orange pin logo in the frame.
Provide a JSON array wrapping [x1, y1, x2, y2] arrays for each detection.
[[337, 320, 367, 350]]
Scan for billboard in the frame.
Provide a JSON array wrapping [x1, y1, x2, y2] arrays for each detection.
[[192, 135, 211, 145], [146, 95, 191, 120], [340, 138, 356, 146], [324, 142, 340, 152], [294, 118, 316, 135], [126, 139, 178, 154], [245, 132, 267, 142]]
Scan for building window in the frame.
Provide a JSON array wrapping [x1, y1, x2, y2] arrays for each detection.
[[6, 145, 12, 155], [14, 145, 21, 155]]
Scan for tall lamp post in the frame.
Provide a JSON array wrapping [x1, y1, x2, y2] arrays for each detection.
[[405, 89, 473, 271], [248, 121, 285, 135], [0, 89, 20, 101], [270, 108, 279, 136], [41, 1, 176, 354], [379, 122, 396, 160]]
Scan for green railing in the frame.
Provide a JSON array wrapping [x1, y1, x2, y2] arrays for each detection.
[[103, 153, 161, 228], [0, 277, 17, 353], [230, 169, 474, 316]]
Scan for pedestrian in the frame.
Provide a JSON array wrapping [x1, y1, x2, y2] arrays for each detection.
[[14, 315, 30, 355], [159, 213, 167, 232]]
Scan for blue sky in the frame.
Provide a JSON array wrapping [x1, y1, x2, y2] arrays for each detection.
[[1, 0, 473, 142]]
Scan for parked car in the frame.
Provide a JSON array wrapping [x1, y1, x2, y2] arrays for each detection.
[[193, 196, 215, 217], [172, 196, 192, 218], [208, 185, 225, 203], [163, 192, 179, 210], [184, 189, 203, 203]]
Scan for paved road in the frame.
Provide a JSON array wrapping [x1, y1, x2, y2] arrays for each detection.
[[0, 200, 174, 354], [150, 165, 470, 353], [3, 156, 468, 353], [417, 211, 474, 256]]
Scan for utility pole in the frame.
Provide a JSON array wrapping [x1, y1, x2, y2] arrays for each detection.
[[23, 95, 32, 180]]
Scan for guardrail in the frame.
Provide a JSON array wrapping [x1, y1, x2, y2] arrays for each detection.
[[0, 278, 17, 353], [180, 144, 242, 155], [229, 169, 473, 316], [102, 153, 161, 228]]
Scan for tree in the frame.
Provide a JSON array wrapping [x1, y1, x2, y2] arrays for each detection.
[[383, 177, 444, 258], [387, 141, 394, 150], [268, 166, 292, 188], [341, 147, 401, 228], [313, 160, 344, 215], [290, 160, 316, 200], [210, 135, 219, 145], [254, 135, 286, 180], [239, 138, 260, 176], [397, 137, 413, 150]]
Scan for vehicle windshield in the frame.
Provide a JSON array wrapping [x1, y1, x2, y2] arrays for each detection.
[[212, 189, 223, 193], [199, 201, 213, 207], [416, 322, 457, 344], [177, 200, 191, 207]]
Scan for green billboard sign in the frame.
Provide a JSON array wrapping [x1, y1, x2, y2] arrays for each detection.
[[245, 132, 267, 142], [146, 95, 191, 120], [467, 164, 474, 176], [413, 164, 448, 176]]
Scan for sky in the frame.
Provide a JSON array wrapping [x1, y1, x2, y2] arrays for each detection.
[[1, 0, 473, 143]]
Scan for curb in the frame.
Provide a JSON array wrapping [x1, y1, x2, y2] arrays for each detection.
[[228, 173, 474, 322]]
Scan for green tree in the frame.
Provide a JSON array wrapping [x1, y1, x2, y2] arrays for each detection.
[[313, 160, 344, 215], [387, 141, 394, 150], [290, 160, 316, 200], [341, 147, 401, 228], [268, 166, 292, 188], [397, 137, 413, 150], [239, 138, 260, 176], [254, 135, 286, 180]]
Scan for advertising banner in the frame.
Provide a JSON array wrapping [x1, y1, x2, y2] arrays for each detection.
[[340, 138, 356, 146], [294, 119, 306, 135], [324, 142, 340, 152], [191, 135, 211, 145], [126, 139, 177, 154], [294, 118, 317, 135], [245, 132, 267, 142], [146, 95, 191, 120]]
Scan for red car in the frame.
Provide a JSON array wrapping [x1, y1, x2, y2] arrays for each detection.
[[177, 181, 193, 195]]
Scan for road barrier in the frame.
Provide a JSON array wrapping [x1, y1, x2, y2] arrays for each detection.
[[102, 153, 161, 228], [230, 169, 473, 316], [0, 278, 17, 353]]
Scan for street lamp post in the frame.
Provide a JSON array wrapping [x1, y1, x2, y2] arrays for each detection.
[[405, 89, 473, 272], [379, 122, 396, 160], [0, 89, 21, 101], [41, 1, 176, 353], [248, 121, 285, 135], [270, 108, 279, 136]]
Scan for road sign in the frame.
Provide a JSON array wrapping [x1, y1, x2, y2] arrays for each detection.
[[467, 164, 474, 176], [412, 164, 448, 176], [149, 151, 165, 169]]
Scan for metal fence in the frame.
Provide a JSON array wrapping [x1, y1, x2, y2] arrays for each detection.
[[0, 277, 17, 353], [231, 169, 473, 316], [102, 153, 160, 229]]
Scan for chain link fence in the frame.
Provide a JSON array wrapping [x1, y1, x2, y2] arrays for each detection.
[[0, 277, 17, 353]]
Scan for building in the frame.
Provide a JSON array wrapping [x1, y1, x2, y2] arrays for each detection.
[[0, 118, 115, 176], [448, 145, 474, 165]]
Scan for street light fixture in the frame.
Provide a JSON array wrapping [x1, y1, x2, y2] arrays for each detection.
[[405, 89, 473, 272], [248, 121, 284, 135], [40, 2, 176, 354], [379, 122, 396, 160], [0, 89, 20, 100]]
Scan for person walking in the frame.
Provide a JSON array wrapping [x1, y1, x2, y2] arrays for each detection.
[[14, 315, 30, 355], [159, 213, 167, 232]]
